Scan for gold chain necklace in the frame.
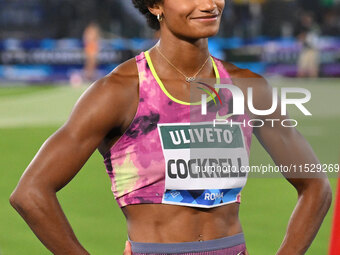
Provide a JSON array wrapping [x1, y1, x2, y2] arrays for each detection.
[[155, 46, 210, 83]]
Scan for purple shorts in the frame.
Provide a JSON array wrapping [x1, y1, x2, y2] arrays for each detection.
[[129, 232, 247, 255]]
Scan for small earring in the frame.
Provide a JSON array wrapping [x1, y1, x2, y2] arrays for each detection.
[[157, 14, 163, 22]]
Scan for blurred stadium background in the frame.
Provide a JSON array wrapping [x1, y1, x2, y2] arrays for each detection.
[[0, 0, 339, 254]]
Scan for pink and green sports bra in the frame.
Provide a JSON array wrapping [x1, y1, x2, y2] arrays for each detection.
[[103, 51, 253, 208]]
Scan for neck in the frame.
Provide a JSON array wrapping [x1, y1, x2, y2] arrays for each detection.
[[155, 28, 211, 75]]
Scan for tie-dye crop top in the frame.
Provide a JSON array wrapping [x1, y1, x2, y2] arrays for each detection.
[[103, 51, 253, 208]]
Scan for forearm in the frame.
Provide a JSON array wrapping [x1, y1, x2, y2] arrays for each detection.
[[10, 188, 89, 255], [276, 180, 332, 255]]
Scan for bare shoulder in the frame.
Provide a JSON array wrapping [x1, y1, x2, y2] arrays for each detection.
[[93, 57, 139, 96], [80, 57, 139, 115], [220, 60, 271, 92], [64, 57, 139, 134], [220, 60, 264, 81], [107, 57, 139, 84], [219, 60, 273, 116]]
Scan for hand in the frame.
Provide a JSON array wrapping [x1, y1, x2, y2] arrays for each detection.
[[123, 240, 132, 255], [245, 248, 250, 255]]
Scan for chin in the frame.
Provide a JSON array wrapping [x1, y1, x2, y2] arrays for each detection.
[[191, 27, 220, 38], [171, 23, 220, 40]]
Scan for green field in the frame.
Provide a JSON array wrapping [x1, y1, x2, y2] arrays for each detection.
[[0, 80, 339, 255]]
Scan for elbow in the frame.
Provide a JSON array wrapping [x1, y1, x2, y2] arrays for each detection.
[[300, 178, 333, 212], [9, 188, 31, 213], [323, 180, 333, 211], [9, 191, 18, 208], [10, 185, 22, 209], [9, 185, 46, 214], [310, 178, 333, 212]]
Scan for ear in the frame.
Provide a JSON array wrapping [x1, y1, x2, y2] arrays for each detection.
[[147, 2, 164, 17]]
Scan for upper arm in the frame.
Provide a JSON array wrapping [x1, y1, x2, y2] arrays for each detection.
[[229, 66, 327, 191], [14, 59, 138, 193]]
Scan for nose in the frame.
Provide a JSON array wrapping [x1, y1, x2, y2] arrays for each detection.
[[199, 0, 217, 13]]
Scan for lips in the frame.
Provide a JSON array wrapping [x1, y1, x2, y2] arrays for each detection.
[[191, 14, 219, 19], [191, 12, 219, 20]]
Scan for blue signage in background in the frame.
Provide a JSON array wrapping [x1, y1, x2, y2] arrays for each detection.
[[0, 37, 340, 83]]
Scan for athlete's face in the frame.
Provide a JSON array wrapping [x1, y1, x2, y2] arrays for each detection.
[[151, 0, 225, 39]]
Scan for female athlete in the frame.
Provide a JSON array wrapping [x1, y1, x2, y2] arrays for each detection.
[[10, 0, 332, 254]]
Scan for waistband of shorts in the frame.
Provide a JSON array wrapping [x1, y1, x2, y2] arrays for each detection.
[[128, 232, 245, 253]]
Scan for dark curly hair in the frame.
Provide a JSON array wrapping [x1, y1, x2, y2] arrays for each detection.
[[132, 0, 163, 30]]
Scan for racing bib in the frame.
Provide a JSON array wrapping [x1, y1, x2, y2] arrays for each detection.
[[157, 122, 249, 208]]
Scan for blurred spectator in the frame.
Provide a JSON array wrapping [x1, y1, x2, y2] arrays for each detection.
[[83, 22, 100, 81], [296, 12, 320, 78]]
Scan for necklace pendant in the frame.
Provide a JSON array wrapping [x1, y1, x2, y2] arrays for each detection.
[[186, 77, 195, 82]]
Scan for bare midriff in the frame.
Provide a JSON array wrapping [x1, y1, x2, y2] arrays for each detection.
[[122, 202, 242, 243]]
